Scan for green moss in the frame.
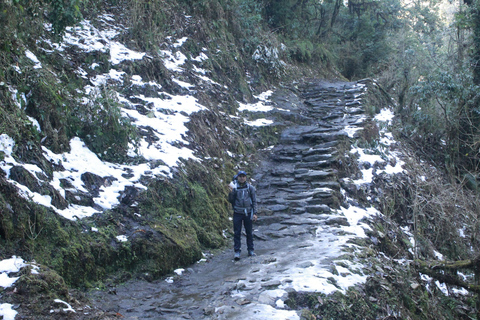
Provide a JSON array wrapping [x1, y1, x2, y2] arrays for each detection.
[[12, 267, 72, 317], [7, 159, 222, 284], [139, 160, 230, 249], [16, 268, 69, 300], [245, 124, 282, 150]]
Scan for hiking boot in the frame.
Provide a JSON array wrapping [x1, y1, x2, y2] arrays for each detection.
[[248, 250, 256, 257], [234, 252, 241, 261]]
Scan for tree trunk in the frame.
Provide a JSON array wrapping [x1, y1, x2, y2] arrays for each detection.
[[415, 255, 480, 315], [469, 1, 480, 85]]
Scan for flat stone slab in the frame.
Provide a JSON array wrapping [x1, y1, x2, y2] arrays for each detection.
[[302, 154, 335, 162], [295, 170, 336, 181], [305, 205, 330, 213], [311, 181, 341, 190], [307, 197, 336, 206], [266, 204, 289, 212], [295, 160, 332, 169], [302, 146, 335, 156], [325, 217, 350, 226]]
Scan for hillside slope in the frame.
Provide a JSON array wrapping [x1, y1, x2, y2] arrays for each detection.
[[0, 0, 331, 315], [1, 1, 479, 320]]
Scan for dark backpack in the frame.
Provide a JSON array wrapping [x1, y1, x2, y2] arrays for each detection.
[[229, 181, 253, 211]]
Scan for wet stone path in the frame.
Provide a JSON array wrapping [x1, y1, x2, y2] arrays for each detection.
[[89, 80, 370, 319]]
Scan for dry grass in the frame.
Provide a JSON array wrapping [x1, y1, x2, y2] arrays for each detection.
[[379, 142, 480, 261]]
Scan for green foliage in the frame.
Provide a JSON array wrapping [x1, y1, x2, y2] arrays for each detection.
[[265, 0, 321, 39], [15, 268, 70, 315], [19, 65, 71, 153], [289, 40, 314, 63], [125, 0, 170, 50], [0, 95, 37, 145], [68, 87, 139, 162], [287, 39, 333, 65], [229, 0, 265, 54], [47, 0, 82, 34], [3, 0, 82, 36], [372, 0, 480, 174], [263, 0, 404, 78], [468, 0, 480, 84], [407, 67, 480, 171], [335, 0, 402, 78]]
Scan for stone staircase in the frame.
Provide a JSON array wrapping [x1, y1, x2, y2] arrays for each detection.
[[255, 81, 367, 224]]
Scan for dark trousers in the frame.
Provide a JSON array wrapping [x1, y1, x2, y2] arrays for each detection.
[[233, 212, 254, 253]]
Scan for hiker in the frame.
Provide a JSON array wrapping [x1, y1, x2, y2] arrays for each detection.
[[228, 170, 258, 260]]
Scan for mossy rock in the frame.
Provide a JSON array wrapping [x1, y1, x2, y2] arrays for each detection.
[[300, 309, 316, 320], [12, 267, 71, 317]]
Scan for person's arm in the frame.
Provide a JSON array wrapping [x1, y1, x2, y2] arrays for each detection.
[[228, 183, 236, 204]]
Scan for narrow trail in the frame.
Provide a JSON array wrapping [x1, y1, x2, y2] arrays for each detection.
[[89, 80, 370, 319]]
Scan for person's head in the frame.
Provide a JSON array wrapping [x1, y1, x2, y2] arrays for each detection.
[[237, 170, 247, 183]]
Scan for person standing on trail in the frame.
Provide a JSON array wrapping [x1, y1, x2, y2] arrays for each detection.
[[228, 170, 257, 261]]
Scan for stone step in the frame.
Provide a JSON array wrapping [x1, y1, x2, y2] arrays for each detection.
[[344, 107, 364, 115], [269, 168, 296, 176], [301, 130, 348, 143], [255, 215, 289, 226], [284, 188, 332, 200], [264, 204, 289, 212], [301, 146, 336, 156], [295, 160, 334, 170], [301, 153, 335, 163], [294, 169, 337, 181], [275, 144, 312, 152], [311, 181, 341, 190], [257, 195, 288, 204], [306, 100, 343, 108], [276, 185, 312, 193], [304, 103, 331, 110], [321, 112, 347, 121], [290, 207, 307, 214], [303, 91, 345, 100], [268, 178, 295, 187], [303, 90, 364, 101], [279, 125, 319, 143], [305, 205, 331, 214], [271, 155, 302, 162], [331, 116, 366, 127], [307, 196, 338, 207], [345, 100, 361, 107]]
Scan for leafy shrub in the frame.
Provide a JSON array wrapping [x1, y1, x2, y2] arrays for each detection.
[[288, 40, 333, 65], [230, 0, 264, 53], [290, 40, 314, 62], [67, 86, 138, 162], [47, 0, 83, 34], [25, 70, 71, 153]]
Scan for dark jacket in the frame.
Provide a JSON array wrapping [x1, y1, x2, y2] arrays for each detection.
[[228, 182, 257, 215]]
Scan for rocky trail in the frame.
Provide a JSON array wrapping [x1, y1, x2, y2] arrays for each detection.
[[89, 80, 374, 319]]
